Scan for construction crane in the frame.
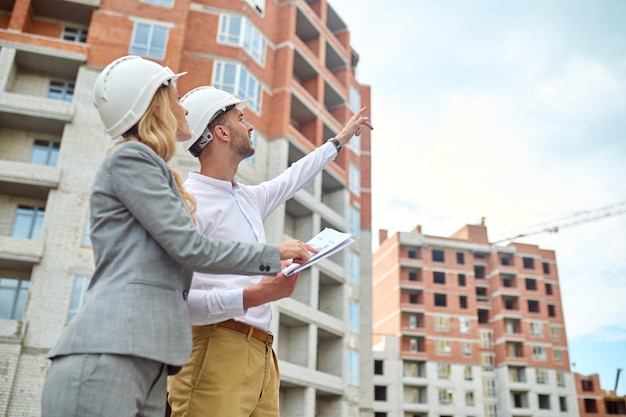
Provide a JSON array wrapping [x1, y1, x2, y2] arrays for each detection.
[[491, 200, 626, 244]]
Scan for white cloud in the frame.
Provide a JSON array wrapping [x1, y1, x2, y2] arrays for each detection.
[[338, 0, 626, 381], [536, 58, 625, 116]]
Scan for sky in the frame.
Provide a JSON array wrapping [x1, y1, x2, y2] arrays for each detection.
[[332, 0, 626, 392]]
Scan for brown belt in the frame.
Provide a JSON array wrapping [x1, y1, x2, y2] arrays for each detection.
[[216, 319, 273, 344]]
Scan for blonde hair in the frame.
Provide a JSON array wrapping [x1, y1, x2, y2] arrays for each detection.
[[114, 85, 197, 217]]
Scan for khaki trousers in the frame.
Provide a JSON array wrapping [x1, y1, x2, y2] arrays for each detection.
[[168, 324, 279, 417]]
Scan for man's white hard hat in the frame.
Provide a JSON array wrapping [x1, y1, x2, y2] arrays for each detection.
[[180, 86, 249, 157], [93, 55, 186, 139]]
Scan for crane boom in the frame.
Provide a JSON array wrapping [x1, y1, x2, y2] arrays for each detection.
[[492, 201, 626, 244]]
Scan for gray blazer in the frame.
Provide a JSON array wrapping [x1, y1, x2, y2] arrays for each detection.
[[48, 141, 280, 367]]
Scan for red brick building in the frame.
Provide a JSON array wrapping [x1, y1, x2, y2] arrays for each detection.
[[372, 224, 578, 417], [576, 373, 626, 416]]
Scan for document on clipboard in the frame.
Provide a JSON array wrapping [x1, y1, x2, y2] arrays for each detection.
[[282, 228, 355, 276]]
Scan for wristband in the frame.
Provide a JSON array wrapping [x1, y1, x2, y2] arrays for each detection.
[[327, 137, 342, 153]]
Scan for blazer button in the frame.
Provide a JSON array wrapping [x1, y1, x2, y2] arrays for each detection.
[[265, 265, 270, 272], [182, 290, 188, 301], [259, 265, 266, 272]]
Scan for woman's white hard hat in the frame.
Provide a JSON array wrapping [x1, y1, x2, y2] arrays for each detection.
[[93, 55, 187, 139]]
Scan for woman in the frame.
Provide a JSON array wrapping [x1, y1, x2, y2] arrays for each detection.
[[40, 56, 311, 417]]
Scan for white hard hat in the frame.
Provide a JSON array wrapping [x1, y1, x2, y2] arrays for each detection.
[[93, 55, 187, 138], [180, 86, 249, 157]]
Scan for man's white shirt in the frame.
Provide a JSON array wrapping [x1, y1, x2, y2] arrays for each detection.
[[186, 142, 338, 330]]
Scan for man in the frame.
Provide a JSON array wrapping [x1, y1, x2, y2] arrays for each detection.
[[168, 86, 373, 416]]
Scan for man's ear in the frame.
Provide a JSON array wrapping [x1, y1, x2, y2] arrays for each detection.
[[213, 124, 229, 141]]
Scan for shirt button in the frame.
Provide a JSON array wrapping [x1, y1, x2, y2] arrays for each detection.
[[182, 291, 188, 300]]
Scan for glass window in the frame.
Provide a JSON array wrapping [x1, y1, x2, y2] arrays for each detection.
[[347, 134, 360, 155], [62, 27, 87, 43], [462, 341, 472, 356], [349, 163, 360, 195], [11, 205, 45, 239], [523, 256, 535, 269], [527, 299, 540, 313], [434, 315, 450, 332], [474, 265, 485, 279], [485, 403, 498, 416], [409, 337, 422, 352], [81, 212, 92, 247], [348, 252, 360, 283], [433, 271, 445, 284], [460, 317, 471, 333], [553, 349, 562, 363], [550, 326, 560, 341], [525, 278, 537, 290], [459, 295, 468, 309], [482, 378, 496, 398], [548, 304, 556, 317], [349, 85, 361, 113], [434, 293, 446, 307], [213, 61, 262, 113], [538, 394, 551, 409], [0, 278, 29, 320], [30, 140, 60, 166], [437, 362, 451, 379], [509, 365, 526, 382], [479, 329, 493, 348], [348, 301, 359, 333], [530, 321, 544, 337], [481, 353, 494, 372], [507, 342, 523, 358], [456, 251, 465, 264], [140, 0, 174, 6], [219, 14, 241, 44], [465, 390, 475, 406], [349, 205, 360, 237], [458, 273, 466, 286], [432, 249, 444, 262], [347, 350, 359, 386], [438, 388, 453, 405], [536, 368, 548, 384], [545, 282, 553, 295], [218, 15, 266, 65], [130, 22, 168, 59], [403, 360, 426, 378], [48, 81, 74, 101], [66, 275, 90, 323], [556, 371, 566, 387], [532, 345, 546, 361]]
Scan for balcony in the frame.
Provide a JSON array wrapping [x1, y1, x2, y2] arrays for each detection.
[[0, 160, 60, 199], [32, 0, 99, 26], [0, 235, 44, 270], [0, 91, 74, 135]]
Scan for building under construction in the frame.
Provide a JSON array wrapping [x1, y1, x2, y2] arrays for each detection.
[[372, 224, 579, 417], [575, 372, 626, 416], [0, 1, 372, 416]]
